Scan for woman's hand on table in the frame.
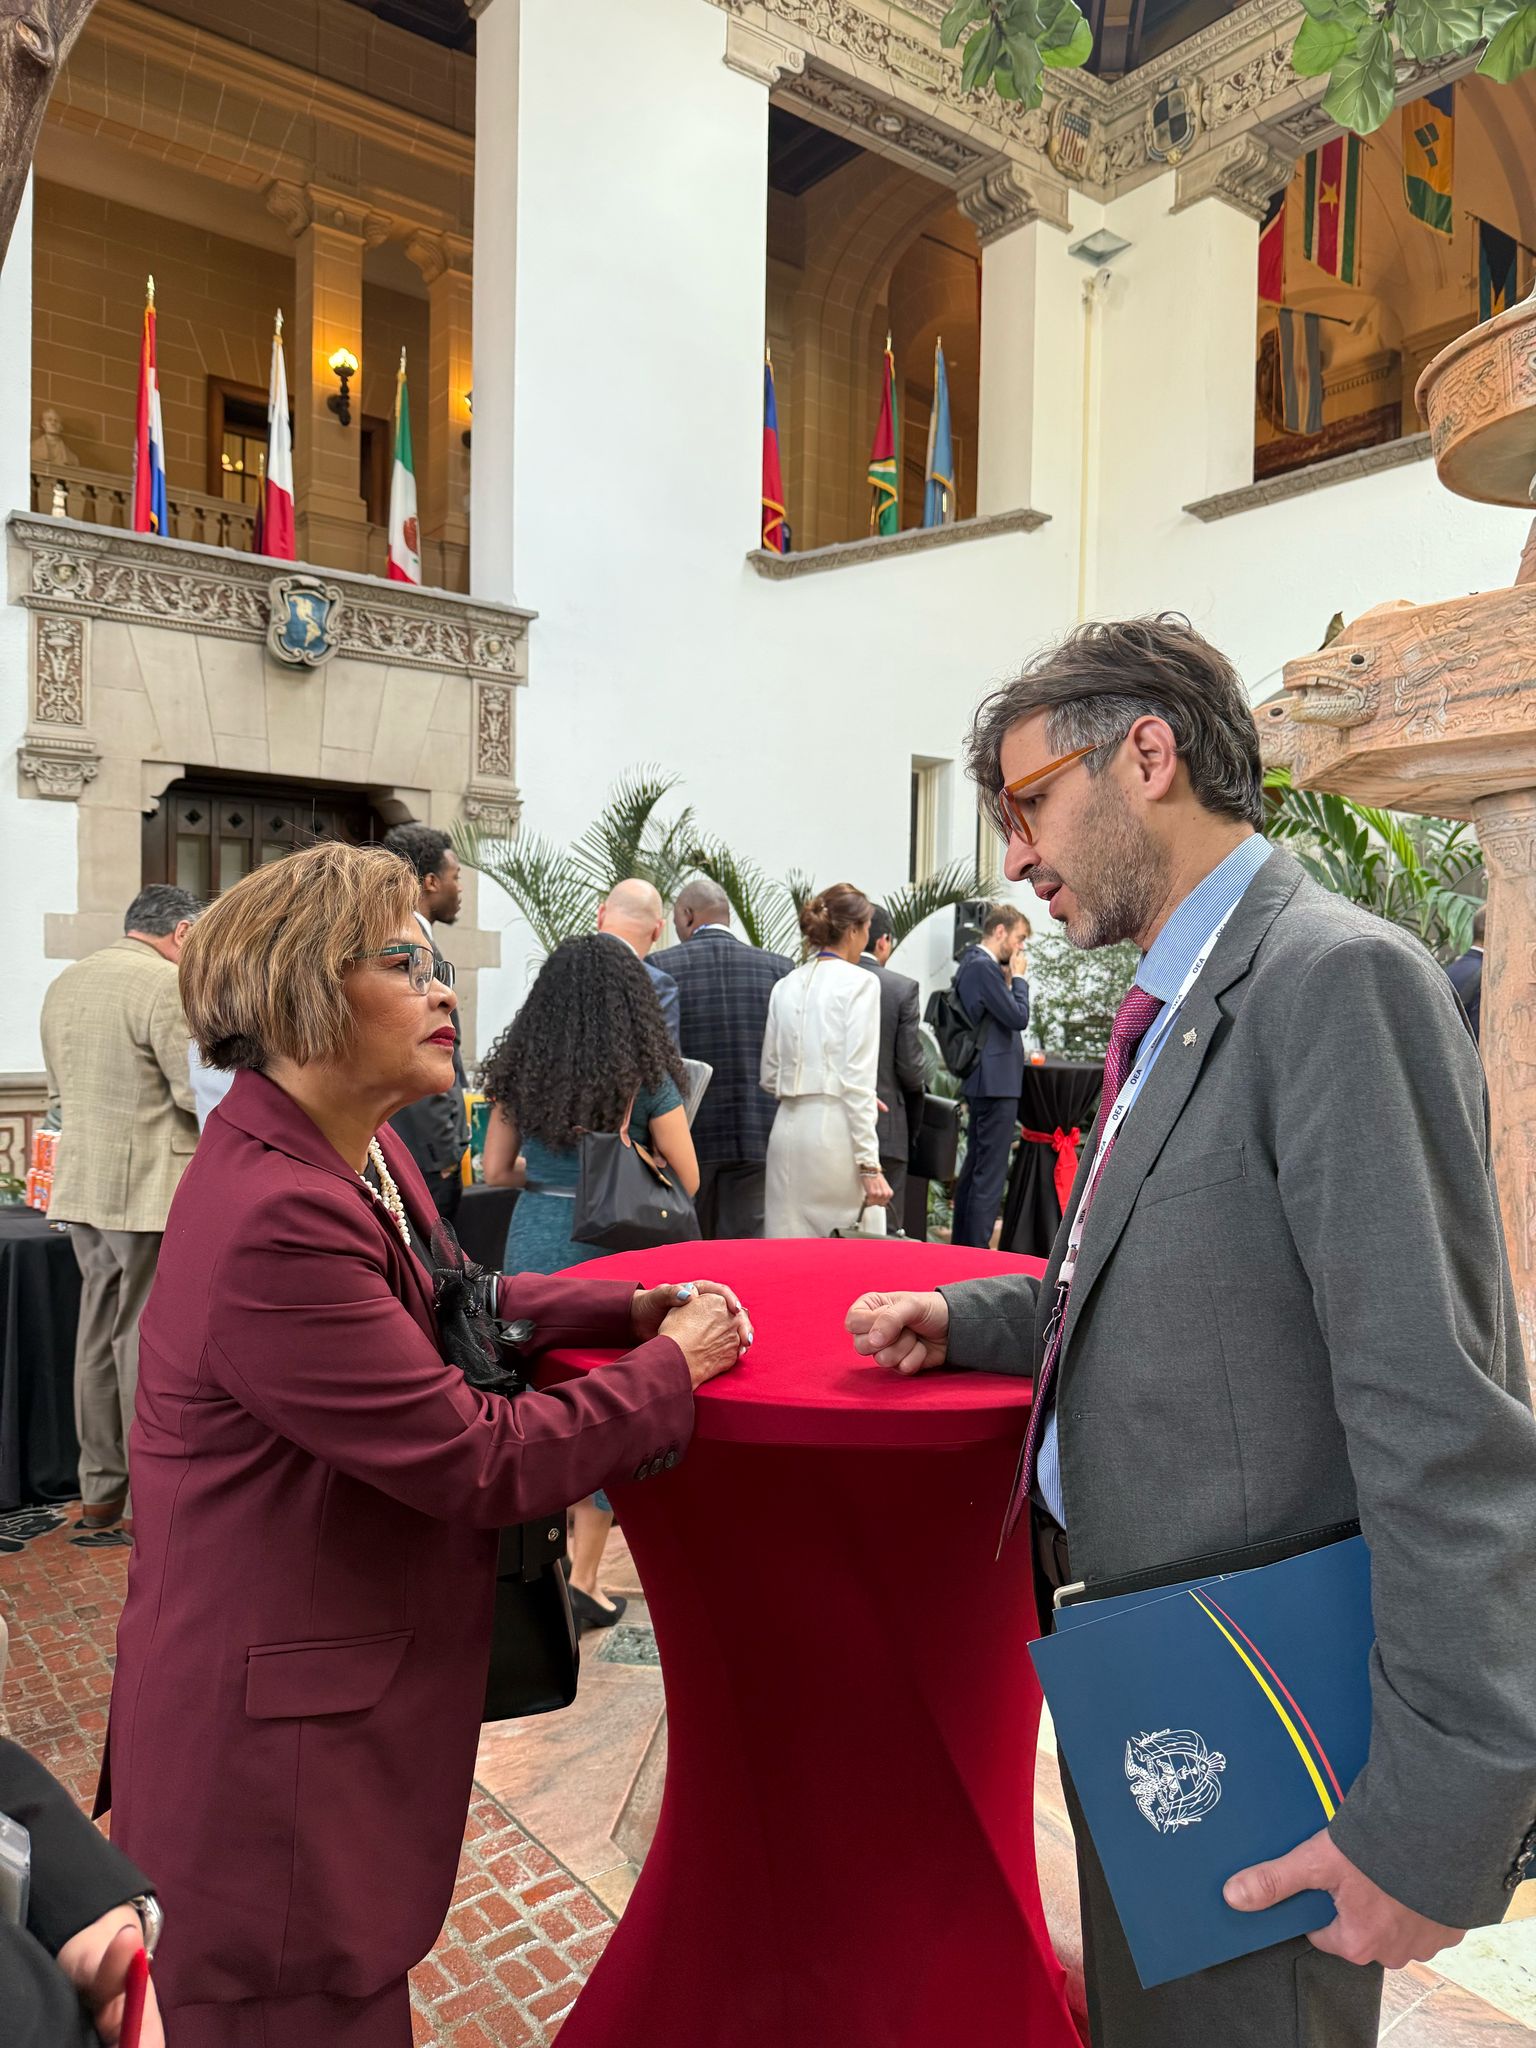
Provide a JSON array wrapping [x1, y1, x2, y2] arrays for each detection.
[[845, 1290, 949, 1376], [633, 1282, 753, 1391]]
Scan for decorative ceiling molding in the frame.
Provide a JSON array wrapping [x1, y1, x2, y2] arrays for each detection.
[[958, 158, 1071, 241], [725, 18, 807, 85], [779, 64, 988, 182], [1172, 134, 1293, 219], [404, 229, 474, 283]]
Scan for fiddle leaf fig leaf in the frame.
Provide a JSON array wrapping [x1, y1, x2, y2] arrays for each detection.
[[1478, 1, 1536, 80], [1320, 19, 1398, 133], [1292, 12, 1359, 72]]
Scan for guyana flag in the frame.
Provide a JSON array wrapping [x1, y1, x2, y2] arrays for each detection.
[[1304, 136, 1363, 285], [867, 337, 898, 537], [1402, 87, 1454, 237]]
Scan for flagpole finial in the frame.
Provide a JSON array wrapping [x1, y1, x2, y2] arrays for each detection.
[[399, 346, 407, 375], [886, 331, 893, 353], [146, 274, 155, 306], [275, 308, 284, 336], [765, 342, 772, 366]]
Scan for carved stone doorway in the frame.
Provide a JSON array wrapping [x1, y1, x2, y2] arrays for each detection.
[[142, 773, 390, 898]]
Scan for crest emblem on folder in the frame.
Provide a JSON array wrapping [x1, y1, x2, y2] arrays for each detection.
[[1125, 1728, 1227, 1834]]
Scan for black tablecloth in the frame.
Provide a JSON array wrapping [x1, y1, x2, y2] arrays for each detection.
[[457, 1184, 519, 1271], [0, 1210, 82, 1511], [1000, 1062, 1104, 1261]]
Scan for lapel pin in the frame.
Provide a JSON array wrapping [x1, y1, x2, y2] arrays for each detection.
[[1182, 1028, 1198, 1047]]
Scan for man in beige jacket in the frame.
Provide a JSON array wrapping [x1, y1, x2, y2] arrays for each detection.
[[41, 885, 202, 1535]]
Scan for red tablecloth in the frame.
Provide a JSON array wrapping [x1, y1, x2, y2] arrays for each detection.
[[547, 1238, 1078, 2048]]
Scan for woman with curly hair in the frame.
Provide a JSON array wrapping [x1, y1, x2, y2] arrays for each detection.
[[482, 933, 700, 1623]]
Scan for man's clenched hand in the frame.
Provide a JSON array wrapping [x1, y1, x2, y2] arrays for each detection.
[[845, 1290, 950, 1375]]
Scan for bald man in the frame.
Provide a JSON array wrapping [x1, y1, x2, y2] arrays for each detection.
[[596, 880, 680, 1041]]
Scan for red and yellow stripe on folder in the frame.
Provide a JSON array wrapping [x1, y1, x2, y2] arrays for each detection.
[[1188, 1590, 1344, 1823]]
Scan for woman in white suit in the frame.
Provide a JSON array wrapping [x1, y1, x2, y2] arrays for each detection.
[[761, 883, 892, 1237]]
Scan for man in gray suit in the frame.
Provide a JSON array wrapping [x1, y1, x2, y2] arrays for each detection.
[[858, 904, 924, 1232], [846, 617, 1536, 2047]]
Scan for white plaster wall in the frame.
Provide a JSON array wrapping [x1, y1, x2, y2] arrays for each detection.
[[0, 180, 78, 1074]]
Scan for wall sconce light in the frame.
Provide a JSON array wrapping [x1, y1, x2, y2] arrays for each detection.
[[462, 389, 472, 451], [327, 348, 359, 427]]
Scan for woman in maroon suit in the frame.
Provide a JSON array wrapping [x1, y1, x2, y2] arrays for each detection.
[[103, 843, 746, 2046]]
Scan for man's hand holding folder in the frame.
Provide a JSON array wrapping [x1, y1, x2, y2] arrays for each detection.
[[1225, 1828, 1461, 1972]]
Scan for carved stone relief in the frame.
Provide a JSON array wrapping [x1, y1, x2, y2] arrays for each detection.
[[724, 18, 806, 85], [781, 66, 987, 179], [958, 159, 1071, 239], [34, 617, 85, 725], [1172, 134, 1293, 219], [476, 682, 515, 781]]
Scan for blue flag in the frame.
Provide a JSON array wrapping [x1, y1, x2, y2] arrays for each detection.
[[923, 341, 954, 528], [1276, 308, 1323, 437]]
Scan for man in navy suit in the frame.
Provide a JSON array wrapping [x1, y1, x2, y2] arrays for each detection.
[[950, 903, 1032, 1247], [596, 880, 680, 1040], [652, 879, 793, 1237], [1445, 904, 1484, 1042]]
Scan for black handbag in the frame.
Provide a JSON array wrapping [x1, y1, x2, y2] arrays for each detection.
[[908, 1092, 961, 1182], [428, 1223, 583, 1723], [484, 1516, 580, 1721], [571, 1096, 701, 1251]]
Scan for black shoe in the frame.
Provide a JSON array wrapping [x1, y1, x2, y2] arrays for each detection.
[[569, 1588, 627, 1630]]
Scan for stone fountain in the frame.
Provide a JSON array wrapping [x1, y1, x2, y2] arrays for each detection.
[[1262, 288, 1536, 1355]]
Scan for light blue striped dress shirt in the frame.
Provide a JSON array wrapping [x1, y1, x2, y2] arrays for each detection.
[[1035, 835, 1274, 1526]]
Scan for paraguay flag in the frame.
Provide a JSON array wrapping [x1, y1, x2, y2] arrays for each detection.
[[1402, 87, 1454, 238], [1304, 136, 1362, 285], [868, 336, 898, 537], [263, 313, 296, 561], [1478, 220, 1519, 323], [761, 352, 787, 554], [923, 339, 955, 529], [131, 277, 168, 537]]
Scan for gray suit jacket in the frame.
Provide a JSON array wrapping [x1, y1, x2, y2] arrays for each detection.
[[939, 848, 1536, 1930]]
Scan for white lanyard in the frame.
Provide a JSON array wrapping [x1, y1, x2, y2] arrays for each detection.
[[1057, 910, 1234, 1286]]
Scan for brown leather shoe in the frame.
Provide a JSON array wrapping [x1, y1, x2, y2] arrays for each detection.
[[75, 1496, 125, 1530]]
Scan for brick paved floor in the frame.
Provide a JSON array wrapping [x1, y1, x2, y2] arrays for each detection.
[[3, 1508, 1532, 2046]]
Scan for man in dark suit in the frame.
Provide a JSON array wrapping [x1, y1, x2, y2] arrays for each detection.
[[597, 879, 680, 1040], [652, 878, 793, 1237], [950, 903, 1032, 1247], [858, 904, 925, 1232], [848, 617, 1536, 2048], [3, 1735, 164, 2044], [384, 823, 469, 1221], [1446, 904, 1485, 1041]]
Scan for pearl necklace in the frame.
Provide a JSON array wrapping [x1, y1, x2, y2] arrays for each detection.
[[357, 1138, 412, 1250]]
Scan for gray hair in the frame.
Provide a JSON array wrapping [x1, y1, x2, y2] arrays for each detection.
[[124, 884, 203, 936], [968, 616, 1264, 837], [676, 877, 730, 924]]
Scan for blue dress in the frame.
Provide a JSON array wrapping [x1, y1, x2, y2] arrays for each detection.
[[502, 1076, 685, 1277]]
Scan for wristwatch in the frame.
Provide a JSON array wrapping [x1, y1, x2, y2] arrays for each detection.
[[129, 1893, 163, 1958]]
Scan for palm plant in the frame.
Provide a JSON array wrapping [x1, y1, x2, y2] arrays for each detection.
[[1263, 768, 1483, 963]]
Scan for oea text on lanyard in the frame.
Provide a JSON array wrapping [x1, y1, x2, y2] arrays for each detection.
[[1056, 909, 1235, 1287]]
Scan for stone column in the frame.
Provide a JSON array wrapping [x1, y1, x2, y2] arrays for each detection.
[[267, 181, 390, 574], [959, 164, 1074, 520], [469, 0, 518, 603], [405, 230, 473, 587], [1473, 789, 1536, 1360]]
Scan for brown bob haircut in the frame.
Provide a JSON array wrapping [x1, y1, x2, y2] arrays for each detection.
[[180, 840, 421, 1072]]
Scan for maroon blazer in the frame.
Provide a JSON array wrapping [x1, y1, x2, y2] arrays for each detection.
[[104, 1070, 693, 2009]]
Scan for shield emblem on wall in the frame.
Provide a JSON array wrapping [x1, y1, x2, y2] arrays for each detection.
[[1048, 102, 1094, 182], [267, 575, 344, 669], [1147, 80, 1198, 163]]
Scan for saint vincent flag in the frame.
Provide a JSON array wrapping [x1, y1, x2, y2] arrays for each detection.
[[1304, 136, 1362, 285], [868, 338, 898, 537], [1478, 219, 1519, 323], [761, 354, 787, 553], [1402, 87, 1454, 237], [1258, 188, 1286, 305]]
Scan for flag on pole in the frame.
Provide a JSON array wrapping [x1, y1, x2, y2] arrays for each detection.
[[1402, 86, 1454, 237], [868, 335, 899, 537], [388, 349, 421, 585], [761, 351, 788, 554], [1303, 137, 1363, 284], [131, 276, 168, 536], [252, 448, 266, 555], [1276, 308, 1324, 436], [263, 312, 295, 560], [1258, 188, 1286, 304], [1478, 219, 1519, 322], [923, 339, 955, 529]]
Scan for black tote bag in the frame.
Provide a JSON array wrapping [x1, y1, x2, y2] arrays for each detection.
[[571, 1096, 701, 1252], [484, 1516, 580, 1722]]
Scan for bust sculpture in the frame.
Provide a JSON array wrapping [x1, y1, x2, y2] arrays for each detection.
[[31, 407, 77, 465]]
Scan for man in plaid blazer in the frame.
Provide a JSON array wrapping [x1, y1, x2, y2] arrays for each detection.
[[41, 884, 202, 1533], [652, 879, 793, 1237]]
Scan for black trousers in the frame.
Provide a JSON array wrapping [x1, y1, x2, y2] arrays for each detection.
[[695, 1161, 766, 1239], [951, 1095, 1016, 1247]]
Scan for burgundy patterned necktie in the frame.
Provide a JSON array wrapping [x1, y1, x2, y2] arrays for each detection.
[[1003, 983, 1164, 1546]]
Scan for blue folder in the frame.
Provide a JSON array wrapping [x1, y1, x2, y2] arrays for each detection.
[[1031, 1536, 1374, 1988]]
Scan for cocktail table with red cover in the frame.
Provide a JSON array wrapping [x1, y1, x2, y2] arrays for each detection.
[[544, 1237, 1077, 2048]]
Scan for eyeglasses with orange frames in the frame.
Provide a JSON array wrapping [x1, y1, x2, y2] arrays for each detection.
[[996, 743, 1102, 844]]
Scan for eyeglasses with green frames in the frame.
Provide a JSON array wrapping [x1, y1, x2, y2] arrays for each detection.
[[356, 943, 455, 995]]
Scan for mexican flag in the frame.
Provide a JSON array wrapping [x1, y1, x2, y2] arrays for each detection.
[[388, 350, 421, 585], [868, 337, 898, 537]]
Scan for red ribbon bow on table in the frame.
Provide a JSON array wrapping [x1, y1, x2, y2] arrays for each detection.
[[1020, 1126, 1081, 1211]]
